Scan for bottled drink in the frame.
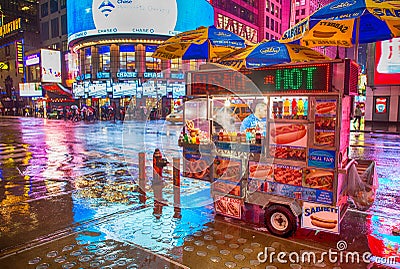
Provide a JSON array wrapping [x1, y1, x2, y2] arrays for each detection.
[[218, 131, 224, 141], [283, 98, 290, 118], [178, 132, 184, 146], [304, 99, 308, 119], [272, 101, 278, 118], [291, 98, 297, 118], [255, 132, 262, 144], [297, 98, 304, 118], [278, 101, 283, 118]]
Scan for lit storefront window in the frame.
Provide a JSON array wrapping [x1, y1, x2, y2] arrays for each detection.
[[119, 45, 135, 72], [171, 58, 181, 71], [217, 14, 258, 43], [84, 47, 91, 74], [98, 45, 110, 72], [145, 45, 161, 72]]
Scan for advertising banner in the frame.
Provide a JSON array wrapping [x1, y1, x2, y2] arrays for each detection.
[[41, 49, 62, 83], [112, 82, 137, 98], [73, 83, 85, 98], [88, 83, 107, 97], [19, 83, 42, 97], [302, 202, 340, 234], [269, 123, 308, 147], [183, 153, 211, 180], [213, 157, 242, 183], [308, 149, 336, 169], [214, 195, 242, 219], [375, 97, 387, 114], [375, 38, 400, 85]]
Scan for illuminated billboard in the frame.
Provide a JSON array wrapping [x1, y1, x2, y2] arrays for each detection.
[[67, 0, 214, 44], [19, 83, 43, 97], [374, 38, 400, 85], [41, 49, 62, 83]]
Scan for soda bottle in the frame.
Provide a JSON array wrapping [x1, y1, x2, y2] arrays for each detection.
[[178, 132, 184, 146], [278, 101, 283, 118], [272, 101, 278, 118], [297, 98, 304, 118], [283, 98, 290, 118], [291, 98, 297, 119], [303, 98, 308, 119]]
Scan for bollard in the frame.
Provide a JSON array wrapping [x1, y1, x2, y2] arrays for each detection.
[[173, 157, 181, 218], [138, 152, 146, 204], [152, 149, 169, 218]]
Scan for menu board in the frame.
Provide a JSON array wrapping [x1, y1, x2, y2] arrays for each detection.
[[246, 162, 335, 205], [303, 168, 334, 191], [248, 161, 273, 180], [273, 164, 303, 186], [213, 157, 242, 183], [270, 145, 306, 161], [213, 180, 241, 196], [214, 195, 242, 219], [247, 161, 274, 193], [302, 202, 340, 234], [308, 149, 336, 169], [212, 157, 242, 197], [183, 153, 211, 180], [314, 99, 337, 147], [262, 181, 333, 205], [270, 123, 308, 147], [269, 123, 308, 161]]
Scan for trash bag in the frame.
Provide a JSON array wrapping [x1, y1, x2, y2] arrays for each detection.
[[345, 160, 378, 211]]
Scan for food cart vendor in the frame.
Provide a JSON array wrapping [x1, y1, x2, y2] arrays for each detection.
[[240, 102, 268, 132]]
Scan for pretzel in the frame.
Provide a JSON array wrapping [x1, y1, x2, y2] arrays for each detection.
[[186, 120, 195, 131]]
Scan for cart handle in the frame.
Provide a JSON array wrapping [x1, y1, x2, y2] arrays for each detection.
[[338, 159, 357, 174]]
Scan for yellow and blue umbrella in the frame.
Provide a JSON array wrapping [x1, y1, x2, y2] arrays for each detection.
[[217, 40, 331, 70], [152, 26, 246, 61], [280, 0, 400, 48]]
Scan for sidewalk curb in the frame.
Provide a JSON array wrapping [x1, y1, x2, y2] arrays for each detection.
[[350, 130, 400, 135]]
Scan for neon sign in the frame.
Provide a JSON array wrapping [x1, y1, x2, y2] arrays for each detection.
[[0, 18, 21, 38], [246, 63, 331, 93], [15, 40, 24, 74], [189, 63, 332, 95]]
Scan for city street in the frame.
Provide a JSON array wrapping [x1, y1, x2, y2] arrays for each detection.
[[0, 117, 399, 269]]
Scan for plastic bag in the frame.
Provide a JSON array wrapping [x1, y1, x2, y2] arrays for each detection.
[[345, 161, 378, 211]]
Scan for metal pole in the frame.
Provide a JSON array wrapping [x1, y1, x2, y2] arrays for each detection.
[[173, 157, 181, 218], [138, 152, 146, 203], [354, 17, 360, 63]]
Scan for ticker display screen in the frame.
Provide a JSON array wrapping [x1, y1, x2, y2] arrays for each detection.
[[189, 63, 332, 95]]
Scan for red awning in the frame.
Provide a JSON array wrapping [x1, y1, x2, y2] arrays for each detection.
[[42, 83, 75, 102], [42, 83, 72, 96]]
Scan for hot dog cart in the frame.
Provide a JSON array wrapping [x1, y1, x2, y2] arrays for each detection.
[[180, 59, 378, 237]]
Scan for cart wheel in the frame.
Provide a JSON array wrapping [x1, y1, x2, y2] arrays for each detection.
[[265, 205, 297, 237]]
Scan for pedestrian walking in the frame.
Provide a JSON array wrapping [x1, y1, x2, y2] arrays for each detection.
[[353, 104, 362, 130]]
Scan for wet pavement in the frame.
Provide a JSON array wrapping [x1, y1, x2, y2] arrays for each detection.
[[0, 117, 399, 268]]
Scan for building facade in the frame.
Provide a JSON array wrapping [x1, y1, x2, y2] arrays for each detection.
[[63, 0, 215, 117], [209, 0, 283, 43], [0, 0, 41, 112], [365, 39, 400, 125]]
